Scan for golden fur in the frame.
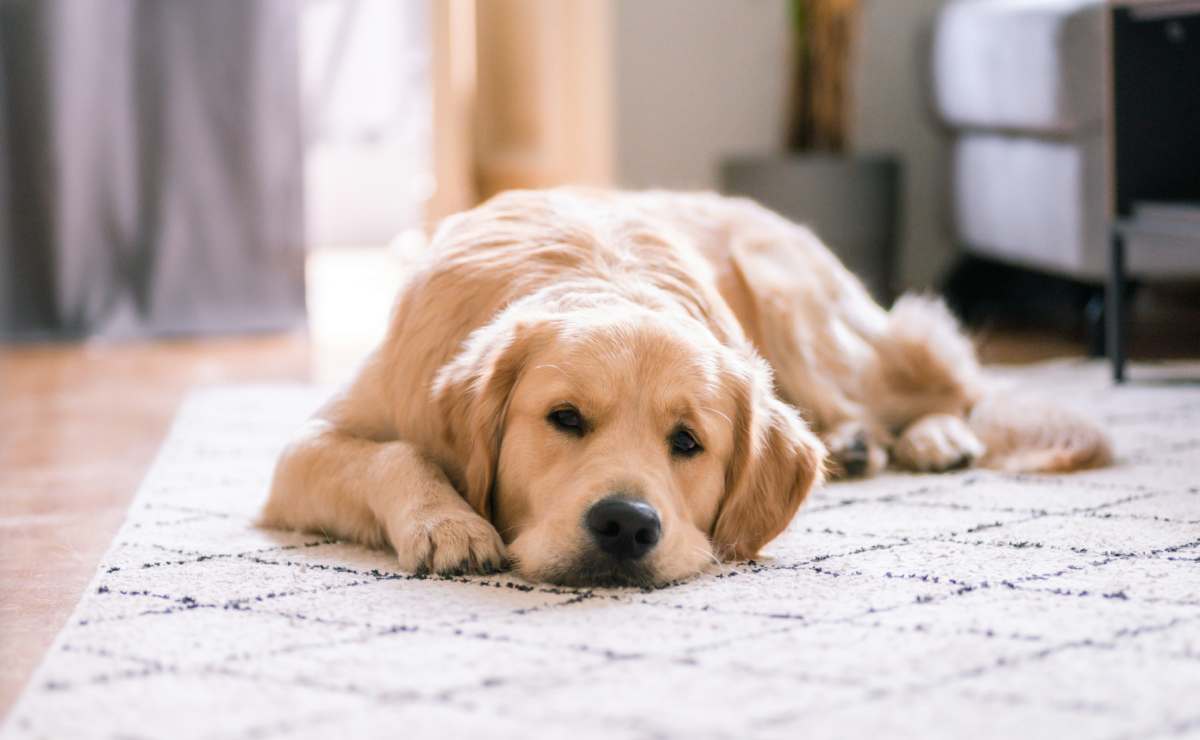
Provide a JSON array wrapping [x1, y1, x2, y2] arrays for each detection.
[[261, 189, 1111, 586]]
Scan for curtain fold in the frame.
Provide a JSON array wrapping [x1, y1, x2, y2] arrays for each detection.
[[0, 0, 306, 339]]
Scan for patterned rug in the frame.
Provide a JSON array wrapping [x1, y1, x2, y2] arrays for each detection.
[[3, 361, 1198, 740]]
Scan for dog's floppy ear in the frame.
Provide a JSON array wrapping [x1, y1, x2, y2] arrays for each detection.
[[712, 359, 826, 560], [431, 314, 553, 519]]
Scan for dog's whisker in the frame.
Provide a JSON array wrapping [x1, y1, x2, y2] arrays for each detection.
[[687, 543, 724, 576]]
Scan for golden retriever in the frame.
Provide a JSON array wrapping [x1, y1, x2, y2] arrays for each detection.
[[261, 189, 1111, 587]]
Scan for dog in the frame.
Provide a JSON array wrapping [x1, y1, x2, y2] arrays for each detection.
[[261, 189, 1111, 587]]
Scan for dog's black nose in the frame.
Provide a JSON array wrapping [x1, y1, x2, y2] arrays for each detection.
[[585, 497, 661, 561]]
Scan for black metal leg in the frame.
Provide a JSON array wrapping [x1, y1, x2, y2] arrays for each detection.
[[1085, 290, 1106, 358], [1107, 228, 1127, 383]]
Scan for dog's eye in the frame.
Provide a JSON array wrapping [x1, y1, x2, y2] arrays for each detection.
[[547, 406, 586, 436], [669, 427, 702, 457]]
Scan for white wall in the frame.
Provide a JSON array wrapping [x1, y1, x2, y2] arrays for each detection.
[[301, 0, 432, 247], [852, 0, 955, 289], [611, 0, 790, 190], [608, 0, 955, 289]]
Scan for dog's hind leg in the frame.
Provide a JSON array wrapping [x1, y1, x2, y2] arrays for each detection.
[[853, 294, 990, 472], [892, 413, 985, 472], [821, 420, 890, 478], [860, 295, 985, 428], [859, 294, 1113, 474]]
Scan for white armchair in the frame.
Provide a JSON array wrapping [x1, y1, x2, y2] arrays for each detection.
[[933, 0, 1200, 282]]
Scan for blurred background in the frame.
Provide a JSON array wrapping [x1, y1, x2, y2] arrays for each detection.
[[2, 0, 1198, 715], [3, 0, 1198, 371]]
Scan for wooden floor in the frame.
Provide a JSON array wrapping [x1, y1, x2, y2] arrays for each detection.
[[0, 249, 400, 717], [0, 247, 1187, 718], [0, 336, 311, 713]]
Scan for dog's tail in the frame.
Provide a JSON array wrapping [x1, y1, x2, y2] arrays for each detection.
[[968, 395, 1113, 473]]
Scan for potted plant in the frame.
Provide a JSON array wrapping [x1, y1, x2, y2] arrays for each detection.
[[721, 0, 899, 302]]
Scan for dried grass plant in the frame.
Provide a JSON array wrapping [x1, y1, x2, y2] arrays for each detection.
[[785, 0, 862, 152]]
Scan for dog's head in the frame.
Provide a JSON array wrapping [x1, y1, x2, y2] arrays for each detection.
[[432, 302, 824, 587]]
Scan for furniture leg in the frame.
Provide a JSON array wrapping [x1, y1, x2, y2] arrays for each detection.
[[1107, 228, 1127, 383]]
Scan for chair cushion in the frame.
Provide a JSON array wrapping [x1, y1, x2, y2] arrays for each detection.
[[954, 132, 1200, 279], [954, 132, 1106, 277], [933, 0, 1105, 133]]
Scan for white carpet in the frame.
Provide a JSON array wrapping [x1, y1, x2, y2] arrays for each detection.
[[4, 361, 1199, 740]]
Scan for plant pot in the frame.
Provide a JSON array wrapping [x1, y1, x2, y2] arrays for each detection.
[[720, 155, 901, 303]]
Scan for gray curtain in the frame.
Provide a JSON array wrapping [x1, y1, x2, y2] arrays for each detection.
[[0, 0, 305, 339]]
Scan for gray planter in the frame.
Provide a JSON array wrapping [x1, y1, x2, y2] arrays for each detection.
[[720, 155, 901, 303]]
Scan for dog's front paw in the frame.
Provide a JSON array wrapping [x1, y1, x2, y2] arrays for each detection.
[[822, 422, 888, 478], [388, 510, 508, 576], [893, 413, 985, 472]]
